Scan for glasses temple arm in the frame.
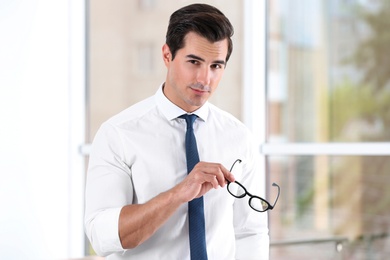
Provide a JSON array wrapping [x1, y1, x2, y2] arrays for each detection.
[[270, 183, 281, 208], [229, 159, 242, 172]]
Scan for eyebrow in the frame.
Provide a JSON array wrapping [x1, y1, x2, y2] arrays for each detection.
[[186, 54, 226, 66]]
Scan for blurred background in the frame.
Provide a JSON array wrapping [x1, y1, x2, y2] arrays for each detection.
[[1, 0, 390, 259]]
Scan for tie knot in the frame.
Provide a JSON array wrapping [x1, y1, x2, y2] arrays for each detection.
[[180, 114, 198, 129]]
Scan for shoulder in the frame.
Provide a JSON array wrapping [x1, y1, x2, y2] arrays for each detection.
[[104, 95, 157, 127], [207, 103, 258, 149], [93, 95, 160, 140], [92, 95, 160, 148], [207, 103, 248, 131]]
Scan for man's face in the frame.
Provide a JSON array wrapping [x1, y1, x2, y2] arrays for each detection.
[[162, 32, 228, 112]]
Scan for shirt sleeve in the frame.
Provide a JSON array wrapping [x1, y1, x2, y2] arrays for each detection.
[[234, 134, 270, 260], [84, 123, 133, 256]]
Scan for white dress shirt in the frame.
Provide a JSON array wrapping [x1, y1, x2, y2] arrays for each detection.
[[84, 85, 269, 260]]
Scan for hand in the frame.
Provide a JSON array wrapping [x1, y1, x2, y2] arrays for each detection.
[[175, 162, 236, 203]]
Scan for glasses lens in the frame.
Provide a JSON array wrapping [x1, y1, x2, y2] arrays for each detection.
[[250, 198, 269, 212], [228, 182, 246, 198]]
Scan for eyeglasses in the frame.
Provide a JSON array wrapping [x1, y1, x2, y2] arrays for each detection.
[[227, 159, 280, 212]]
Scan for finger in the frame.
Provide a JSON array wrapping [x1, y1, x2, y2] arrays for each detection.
[[196, 162, 235, 187], [190, 164, 221, 189], [193, 163, 223, 187], [218, 164, 236, 184], [203, 174, 219, 189], [214, 165, 229, 187], [206, 163, 235, 186]]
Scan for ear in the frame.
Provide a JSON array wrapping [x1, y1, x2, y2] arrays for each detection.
[[162, 44, 171, 66]]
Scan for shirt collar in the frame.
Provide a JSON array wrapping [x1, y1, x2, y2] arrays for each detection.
[[155, 83, 209, 122]]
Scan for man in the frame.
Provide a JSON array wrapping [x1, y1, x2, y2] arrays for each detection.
[[85, 3, 269, 259]]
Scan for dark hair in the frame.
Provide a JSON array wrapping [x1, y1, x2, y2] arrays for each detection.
[[165, 3, 234, 62]]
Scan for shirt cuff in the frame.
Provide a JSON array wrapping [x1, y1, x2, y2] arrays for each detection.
[[88, 207, 123, 256]]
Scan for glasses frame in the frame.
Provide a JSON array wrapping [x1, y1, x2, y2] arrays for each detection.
[[227, 159, 280, 212]]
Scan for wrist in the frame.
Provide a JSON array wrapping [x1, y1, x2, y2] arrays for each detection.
[[165, 184, 188, 205]]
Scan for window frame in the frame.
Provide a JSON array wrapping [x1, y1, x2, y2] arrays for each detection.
[[244, 0, 390, 250]]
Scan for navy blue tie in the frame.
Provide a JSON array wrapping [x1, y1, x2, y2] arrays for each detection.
[[180, 114, 208, 260]]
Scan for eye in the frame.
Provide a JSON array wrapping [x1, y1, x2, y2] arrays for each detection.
[[211, 63, 224, 69], [188, 60, 200, 65]]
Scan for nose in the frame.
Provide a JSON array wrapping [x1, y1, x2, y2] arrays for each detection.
[[196, 67, 211, 86]]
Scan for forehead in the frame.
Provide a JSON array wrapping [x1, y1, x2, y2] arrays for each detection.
[[180, 32, 228, 61]]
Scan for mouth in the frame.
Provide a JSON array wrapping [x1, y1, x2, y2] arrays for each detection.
[[191, 88, 207, 94], [189, 85, 211, 94]]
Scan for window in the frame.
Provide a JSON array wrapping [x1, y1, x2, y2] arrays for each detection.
[[266, 0, 390, 258]]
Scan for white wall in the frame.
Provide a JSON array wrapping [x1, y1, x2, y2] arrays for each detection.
[[0, 0, 85, 259]]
